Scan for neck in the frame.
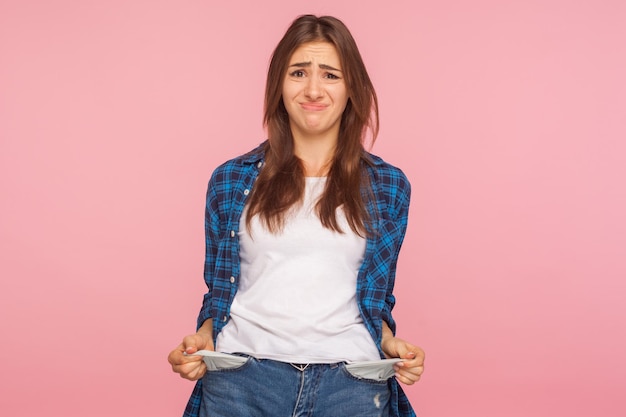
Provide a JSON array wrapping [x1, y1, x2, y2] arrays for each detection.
[[292, 133, 337, 177]]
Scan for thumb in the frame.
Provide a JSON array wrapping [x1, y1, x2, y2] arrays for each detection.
[[403, 350, 417, 360], [396, 343, 417, 360], [401, 346, 425, 365], [182, 334, 206, 354]]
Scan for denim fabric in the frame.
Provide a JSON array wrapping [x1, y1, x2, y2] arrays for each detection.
[[200, 355, 390, 417]]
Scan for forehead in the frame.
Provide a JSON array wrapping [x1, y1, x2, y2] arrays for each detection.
[[288, 41, 341, 66]]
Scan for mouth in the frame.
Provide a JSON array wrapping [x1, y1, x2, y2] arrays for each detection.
[[300, 102, 328, 111]]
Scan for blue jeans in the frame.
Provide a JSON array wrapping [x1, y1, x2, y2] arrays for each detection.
[[200, 355, 391, 417]]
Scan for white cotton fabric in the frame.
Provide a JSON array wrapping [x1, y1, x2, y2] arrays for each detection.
[[216, 177, 380, 363]]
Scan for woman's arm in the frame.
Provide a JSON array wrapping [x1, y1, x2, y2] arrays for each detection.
[[167, 319, 215, 381], [381, 320, 425, 385], [168, 167, 225, 380]]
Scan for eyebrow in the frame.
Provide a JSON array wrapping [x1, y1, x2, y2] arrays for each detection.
[[288, 62, 342, 72]]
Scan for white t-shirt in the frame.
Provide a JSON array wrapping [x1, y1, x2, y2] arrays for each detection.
[[216, 177, 380, 363]]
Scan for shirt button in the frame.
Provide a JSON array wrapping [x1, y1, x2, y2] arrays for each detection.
[[222, 316, 228, 322], [230, 276, 235, 283], [243, 189, 250, 195], [230, 230, 235, 237], [257, 161, 263, 168]]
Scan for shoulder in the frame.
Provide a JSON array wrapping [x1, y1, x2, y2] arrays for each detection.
[[363, 152, 411, 219], [210, 141, 266, 180], [205, 141, 266, 203], [364, 152, 411, 196]]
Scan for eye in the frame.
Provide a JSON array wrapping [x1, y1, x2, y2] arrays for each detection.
[[289, 70, 306, 78], [324, 72, 341, 80]]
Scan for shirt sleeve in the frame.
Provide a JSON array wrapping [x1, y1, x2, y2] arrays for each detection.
[[380, 168, 411, 335], [196, 171, 222, 330]]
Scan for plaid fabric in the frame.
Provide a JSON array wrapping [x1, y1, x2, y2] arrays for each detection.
[[183, 142, 415, 417]]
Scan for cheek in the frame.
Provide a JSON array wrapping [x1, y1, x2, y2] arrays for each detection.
[[281, 88, 298, 119], [335, 86, 349, 107], [282, 80, 299, 99], [337, 93, 349, 112]]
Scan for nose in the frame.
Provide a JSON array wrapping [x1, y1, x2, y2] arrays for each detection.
[[304, 76, 323, 100]]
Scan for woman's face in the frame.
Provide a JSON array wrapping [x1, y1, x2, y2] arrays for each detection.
[[282, 41, 349, 141]]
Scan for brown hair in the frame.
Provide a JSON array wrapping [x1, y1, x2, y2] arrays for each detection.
[[246, 15, 379, 236]]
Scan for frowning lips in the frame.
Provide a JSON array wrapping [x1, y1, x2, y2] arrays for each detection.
[[300, 102, 328, 111]]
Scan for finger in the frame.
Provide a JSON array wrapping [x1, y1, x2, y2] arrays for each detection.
[[399, 349, 425, 366], [184, 362, 207, 380], [169, 345, 204, 366], [190, 360, 207, 380], [394, 362, 424, 377], [182, 334, 202, 354], [403, 348, 425, 360], [395, 370, 421, 385], [394, 358, 424, 376], [412, 347, 426, 361], [173, 360, 207, 380], [168, 345, 202, 367], [395, 366, 423, 385], [403, 365, 424, 377], [167, 344, 185, 365], [396, 357, 424, 369], [395, 357, 424, 370]]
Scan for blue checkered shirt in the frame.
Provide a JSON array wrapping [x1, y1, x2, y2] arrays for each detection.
[[183, 142, 415, 417]]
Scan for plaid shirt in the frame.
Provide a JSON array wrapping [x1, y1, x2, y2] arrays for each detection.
[[183, 142, 415, 417]]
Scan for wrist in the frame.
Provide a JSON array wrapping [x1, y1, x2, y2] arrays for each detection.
[[195, 319, 214, 348], [197, 318, 214, 336], [381, 322, 395, 357]]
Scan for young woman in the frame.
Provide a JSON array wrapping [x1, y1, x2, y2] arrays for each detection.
[[168, 15, 425, 417]]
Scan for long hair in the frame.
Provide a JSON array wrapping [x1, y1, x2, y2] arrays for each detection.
[[246, 15, 379, 236]]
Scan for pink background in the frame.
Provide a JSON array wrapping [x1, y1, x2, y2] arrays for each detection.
[[1, 0, 625, 416]]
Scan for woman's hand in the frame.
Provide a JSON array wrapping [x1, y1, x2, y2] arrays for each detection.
[[381, 322, 425, 385], [168, 320, 214, 381]]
